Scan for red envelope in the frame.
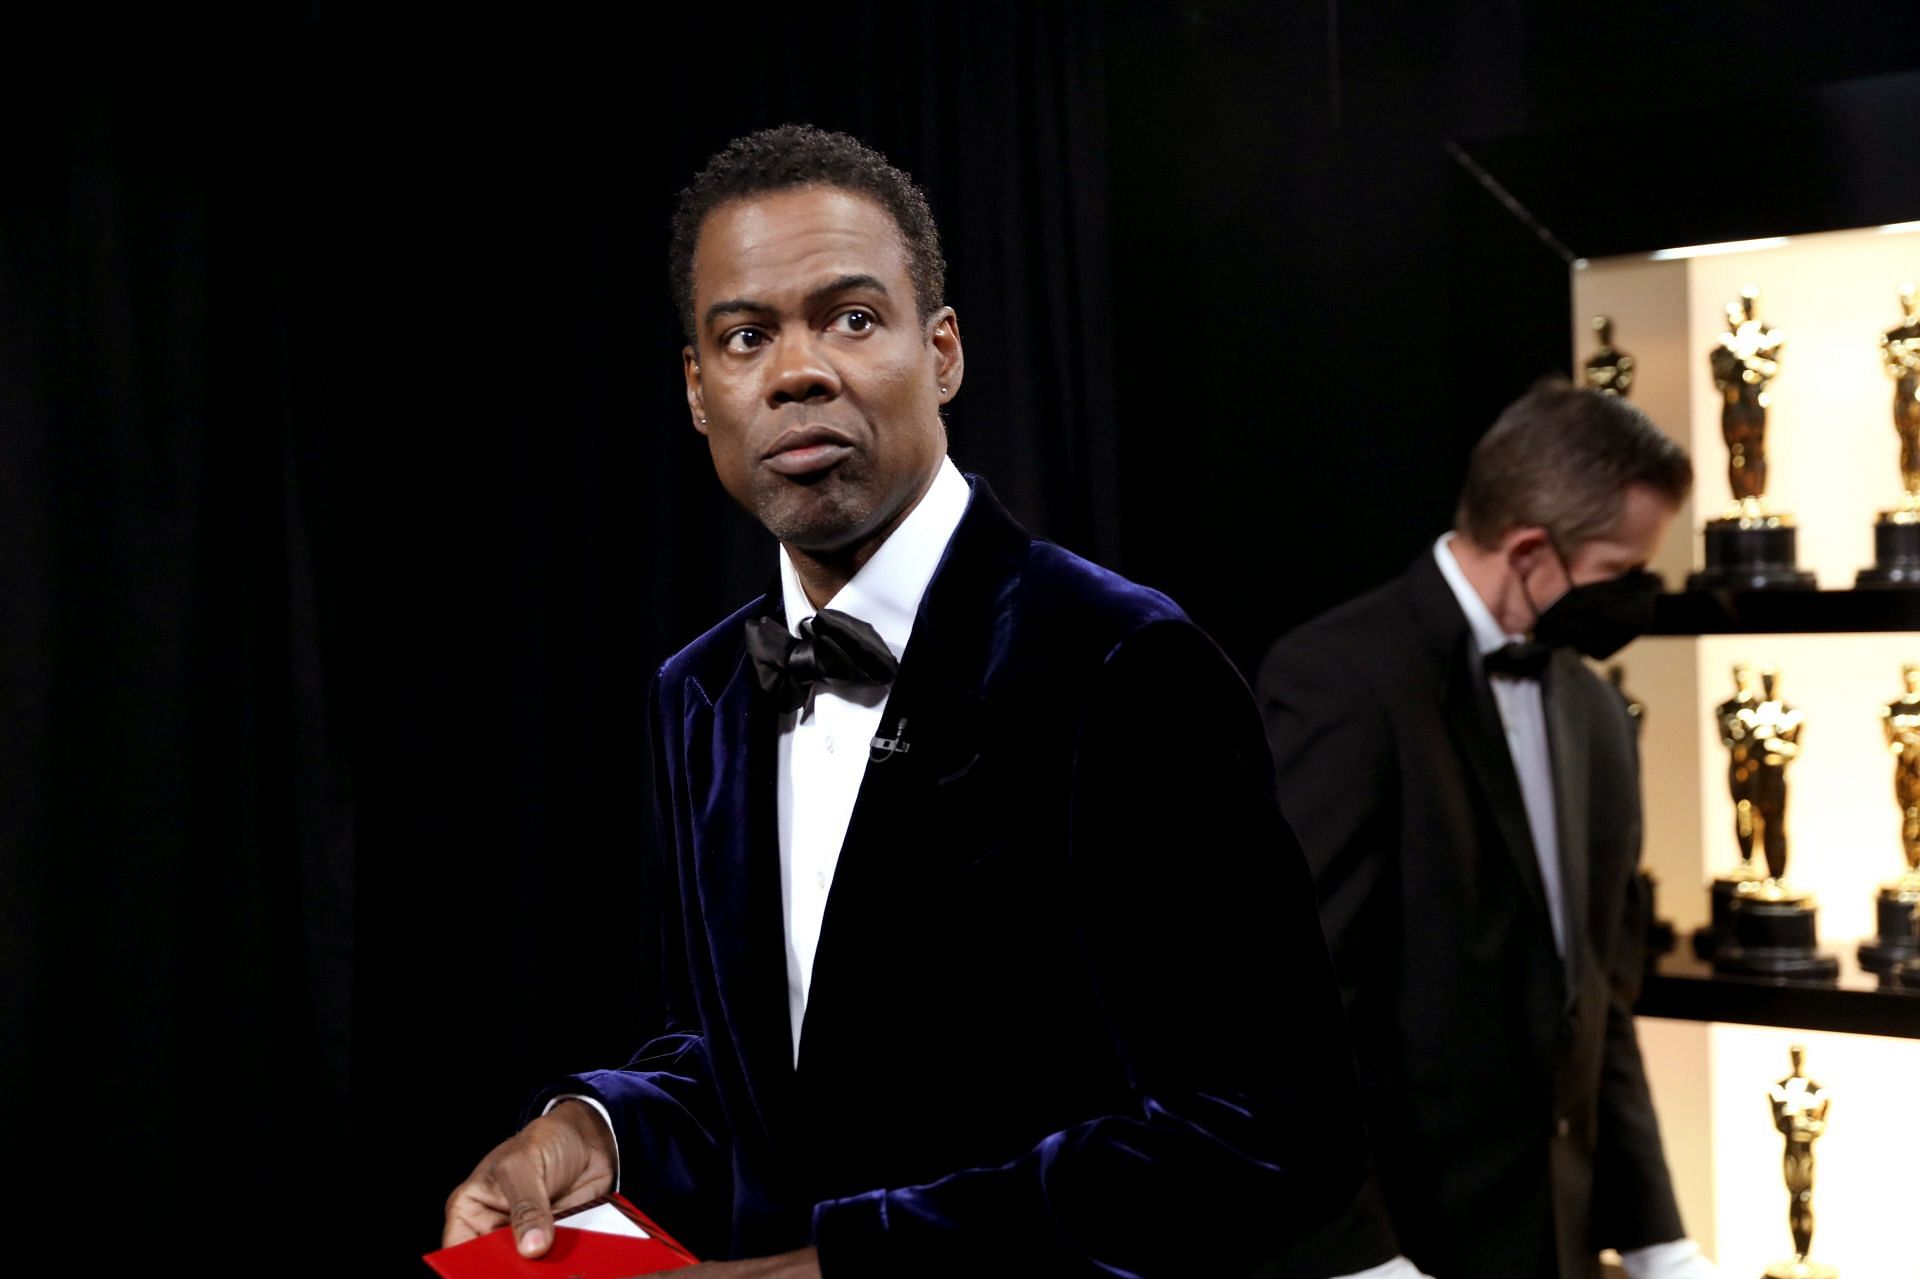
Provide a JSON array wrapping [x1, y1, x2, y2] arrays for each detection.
[[423, 1194, 698, 1277]]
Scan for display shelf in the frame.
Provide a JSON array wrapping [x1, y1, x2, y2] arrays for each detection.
[[1649, 588, 1920, 635], [1637, 947, 1920, 1039], [1450, 72, 1920, 1274]]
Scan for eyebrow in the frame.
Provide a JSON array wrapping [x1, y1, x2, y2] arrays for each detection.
[[702, 274, 892, 329]]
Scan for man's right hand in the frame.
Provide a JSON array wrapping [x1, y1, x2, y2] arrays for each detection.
[[442, 1099, 619, 1258]]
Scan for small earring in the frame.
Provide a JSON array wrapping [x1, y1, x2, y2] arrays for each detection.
[[939, 386, 947, 396]]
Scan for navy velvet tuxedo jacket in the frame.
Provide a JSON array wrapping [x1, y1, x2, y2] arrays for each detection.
[[546, 479, 1382, 1277], [1257, 554, 1683, 1279]]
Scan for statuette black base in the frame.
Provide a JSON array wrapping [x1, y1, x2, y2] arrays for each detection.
[[1687, 518, 1817, 592], [1858, 886, 1920, 974], [1713, 894, 1839, 980], [1646, 917, 1677, 964], [1693, 871, 1765, 960], [1640, 869, 1676, 965], [1856, 513, 1920, 587]]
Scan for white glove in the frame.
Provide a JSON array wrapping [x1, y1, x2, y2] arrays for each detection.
[[1333, 1258, 1435, 1279], [1620, 1238, 1720, 1279]]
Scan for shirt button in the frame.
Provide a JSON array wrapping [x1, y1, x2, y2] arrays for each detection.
[[824, 734, 836, 753], [815, 871, 827, 889], [1556, 1117, 1571, 1138]]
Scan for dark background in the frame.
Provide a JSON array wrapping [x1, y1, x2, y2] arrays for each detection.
[[6, 3, 1920, 1274]]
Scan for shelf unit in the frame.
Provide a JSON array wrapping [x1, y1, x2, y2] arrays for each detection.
[[1650, 588, 1920, 635], [1633, 589, 1920, 1045], [1451, 75, 1920, 1278], [1638, 949, 1920, 1040]]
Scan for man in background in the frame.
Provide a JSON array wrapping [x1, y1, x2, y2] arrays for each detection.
[[1259, 381, 1715, 1278]]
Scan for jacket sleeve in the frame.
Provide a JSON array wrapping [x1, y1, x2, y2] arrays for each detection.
[[1252, 631, 1413, 1272], [809, 621, 1396, 1278], [1589, 987, 1685, 1251], [1254, 633, 1401, 1027], [525, 674, 734, 1257]]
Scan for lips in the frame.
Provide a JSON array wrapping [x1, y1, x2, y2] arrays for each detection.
[[763, 424, 856, 477]]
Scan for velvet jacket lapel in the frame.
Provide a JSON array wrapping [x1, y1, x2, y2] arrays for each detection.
[[795, 479, 1030, 1072], [1406, 555, 1556, 938], [679, 587, 797, 1148], [674, 479, 1034, 1147], [1543, 652, 1593, 996]]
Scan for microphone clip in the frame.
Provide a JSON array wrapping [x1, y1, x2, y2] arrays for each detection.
[[869, 717, 912, 763]]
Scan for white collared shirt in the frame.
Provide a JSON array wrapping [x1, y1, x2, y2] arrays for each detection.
[[775, 455, 972, 1063], [1433, 534, 1567, 959]]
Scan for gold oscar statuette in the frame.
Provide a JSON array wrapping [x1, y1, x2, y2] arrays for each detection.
[[1746, 669, 1803, 891], [1698, 664, 1768, 958], [1711, 671, 1838, 978], [1713, 289, 1783, 517], [1690, 289, 1814, 590], [1722, 666, 1770, 866], [1764, 1045, 1836, 1279], [1861, 665, 1920, 973], [1582, 315, 1636, 397], [1858, 287, 1920, 584], [1884, 666, 1920, 889], [1884, 286, 1920, 507]]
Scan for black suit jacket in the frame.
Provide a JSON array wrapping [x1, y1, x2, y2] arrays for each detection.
[[544, 479, 1390, 1277], [1256, 552, 1683, 1279]]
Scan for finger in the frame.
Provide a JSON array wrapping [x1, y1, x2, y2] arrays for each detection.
[[542, 1103, 618, 1205], [490, 1155, 558, 1257], [551, 1179, 606, 1215], [442, 1180, 509, 1247]]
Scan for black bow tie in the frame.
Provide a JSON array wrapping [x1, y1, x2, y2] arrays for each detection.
[[744, 608, 899, 712], [1484, 641, 1553, 680]]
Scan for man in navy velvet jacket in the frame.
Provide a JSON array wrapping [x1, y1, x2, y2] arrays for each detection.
[[441, 126, 1396, 1278]]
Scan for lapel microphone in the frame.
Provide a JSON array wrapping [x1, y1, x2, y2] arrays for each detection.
[[869, 717, 912, 763]]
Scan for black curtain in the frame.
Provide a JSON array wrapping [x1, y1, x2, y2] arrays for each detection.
[[1, 23, 358, 1263], [3, 6, 1112, 1274]]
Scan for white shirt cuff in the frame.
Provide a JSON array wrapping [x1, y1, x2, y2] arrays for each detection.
[[544, 1093, 621, 1193], [1334, 1259, 1431, 1279], [1620, 1238, 1718, 1279]]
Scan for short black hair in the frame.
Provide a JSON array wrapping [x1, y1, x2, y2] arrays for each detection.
[[1456, 377, 1693, 550], [669, 124, 947, 347]]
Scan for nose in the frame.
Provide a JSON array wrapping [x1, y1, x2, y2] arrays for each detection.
[[767, 330, 841, 405]]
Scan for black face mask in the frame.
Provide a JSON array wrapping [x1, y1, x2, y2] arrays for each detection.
[[1529, 563, 1661, 660]]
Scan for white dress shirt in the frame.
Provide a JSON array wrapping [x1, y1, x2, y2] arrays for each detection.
[[774, 455, 971, 1062], [1433, 534, 1568, 958]]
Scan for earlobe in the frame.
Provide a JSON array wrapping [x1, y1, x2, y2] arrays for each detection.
[[929, 308, 964, 400], [683, 345, 709, 435], [1506, 527, 1551, 577]]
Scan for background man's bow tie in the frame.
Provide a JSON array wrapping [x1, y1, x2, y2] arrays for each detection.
[[1484, 640, 1552, 680], [744, 609, 899, 711]]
